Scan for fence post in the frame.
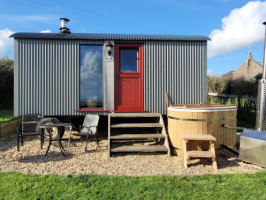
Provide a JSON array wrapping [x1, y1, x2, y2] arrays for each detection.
[[237, 95, 241, 111]]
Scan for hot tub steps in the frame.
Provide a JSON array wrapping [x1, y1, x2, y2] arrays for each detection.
[[181, 134, 217, 170], [108, 113, 170, 157], [186, 151, 216, 158]]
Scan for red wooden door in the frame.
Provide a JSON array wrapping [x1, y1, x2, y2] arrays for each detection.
[[114, 43, 144, 112]]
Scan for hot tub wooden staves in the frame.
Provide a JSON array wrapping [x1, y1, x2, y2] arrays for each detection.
[[167, 103, 237, 156]]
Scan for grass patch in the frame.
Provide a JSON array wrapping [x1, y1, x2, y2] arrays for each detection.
[[0, 109, 21, 123], [0, 171, 265, 200]]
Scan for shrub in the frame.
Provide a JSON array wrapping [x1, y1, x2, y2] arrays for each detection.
[[207, 76, 229, 94], [0, 57, 14, 109], [207, 74, 262, 128], [208, 74, 262, 97]]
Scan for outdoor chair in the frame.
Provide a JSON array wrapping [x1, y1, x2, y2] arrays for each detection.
[[17, 116, 61, 151], [68, 114, 100, 151], [17, 114, 44, 151]]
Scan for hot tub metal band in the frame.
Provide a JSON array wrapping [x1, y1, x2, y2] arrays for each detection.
[[167, 116, 236, 122]]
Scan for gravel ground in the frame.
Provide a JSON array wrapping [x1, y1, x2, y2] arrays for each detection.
[[0, 134, 262, 176]]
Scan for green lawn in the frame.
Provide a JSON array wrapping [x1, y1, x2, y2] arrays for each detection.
[[0, 171, 265, 200], [0, 109, 21, 123]]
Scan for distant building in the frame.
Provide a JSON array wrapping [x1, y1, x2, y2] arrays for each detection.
[[232, 50, 262, 80], [222, 70, 234, 78]]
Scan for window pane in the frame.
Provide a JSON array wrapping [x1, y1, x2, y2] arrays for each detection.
[[80, 45, 103, 108], [120, 49, 138, 72]]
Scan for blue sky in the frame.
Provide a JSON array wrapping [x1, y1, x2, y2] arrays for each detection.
[[0, 0, 266, 75]]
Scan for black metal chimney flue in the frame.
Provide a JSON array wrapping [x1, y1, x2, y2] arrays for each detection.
[[256, 21, 266, 131], [59, 18, 71, 34], [263, 22, 266, 79]]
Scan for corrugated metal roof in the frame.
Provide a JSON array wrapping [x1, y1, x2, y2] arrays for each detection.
[[10, 32, 210, 41]]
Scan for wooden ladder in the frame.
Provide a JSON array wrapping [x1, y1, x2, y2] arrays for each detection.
[[181, 134, 217, 171], [108, 113, 171, 157]]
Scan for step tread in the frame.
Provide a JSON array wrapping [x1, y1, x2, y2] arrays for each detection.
[[186, 151, 216, 158], [181, 134, 216, 141], [111, 145, 168, 153], [109, 113, 161, 118], [111, 123, 163, 128], [110, 134, 165, 140]]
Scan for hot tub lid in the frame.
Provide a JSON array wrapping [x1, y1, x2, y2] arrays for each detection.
[[241, 129, 266, 141]]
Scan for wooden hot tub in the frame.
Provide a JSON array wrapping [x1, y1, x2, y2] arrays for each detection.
[[167, 103, 237, 156]]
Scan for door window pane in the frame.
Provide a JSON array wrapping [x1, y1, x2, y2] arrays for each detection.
[[120, 49, 138, 72], [80, 45, 103, 108]]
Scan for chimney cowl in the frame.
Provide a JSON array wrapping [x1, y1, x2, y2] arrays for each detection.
[[59, 18, 71, 34]]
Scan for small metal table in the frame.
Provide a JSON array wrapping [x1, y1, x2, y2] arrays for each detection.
[[38, 123, 71, 156]]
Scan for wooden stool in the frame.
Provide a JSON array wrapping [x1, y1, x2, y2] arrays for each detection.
[[181, 134, 217, 171]]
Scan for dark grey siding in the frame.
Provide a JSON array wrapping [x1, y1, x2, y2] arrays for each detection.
[[144, 41, 207, 114], [14, 39, 103, 116], [14, 39, 207, 116]]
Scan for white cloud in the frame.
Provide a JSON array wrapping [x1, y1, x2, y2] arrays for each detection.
[[40, 30, 52, 33], [0, 28, 14, 58], [208, 1, 266, 58], [81, 51, 102, 76]]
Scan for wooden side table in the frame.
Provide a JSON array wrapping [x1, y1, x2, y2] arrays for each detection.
[[181, 134, 217, 171]]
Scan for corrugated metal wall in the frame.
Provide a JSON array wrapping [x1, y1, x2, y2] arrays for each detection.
[[14, 39, 207, 116], [14, 39, 103, 116], [144, 41, 207, 114]]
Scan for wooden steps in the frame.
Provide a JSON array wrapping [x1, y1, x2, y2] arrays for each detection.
[[181, 134, 217, 170], [110, 134, 165, 140], [181, 134, 216, 141], [111, 123, 163, 128], [186, 151, 216, 158], [109, 113, 160, 118], [108, 113, 170, 157], [111, 145, 168, 153]]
